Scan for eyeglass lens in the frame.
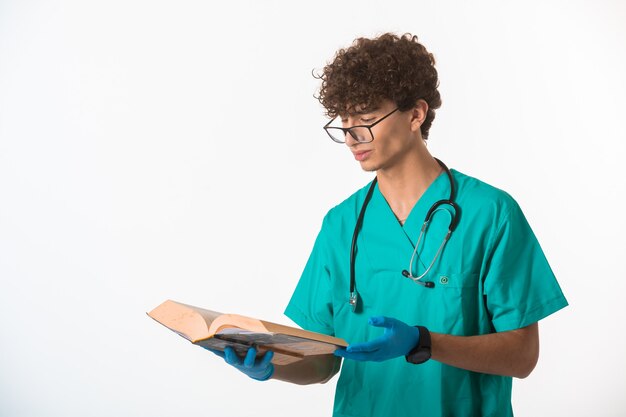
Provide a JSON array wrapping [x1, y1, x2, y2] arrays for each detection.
[[327, 126, 373, 143]]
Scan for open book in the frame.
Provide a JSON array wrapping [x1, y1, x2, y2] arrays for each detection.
[[148, 299, 347, 365]]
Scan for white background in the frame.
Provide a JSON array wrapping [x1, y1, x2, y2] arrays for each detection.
[[1, 1, 625, 416]]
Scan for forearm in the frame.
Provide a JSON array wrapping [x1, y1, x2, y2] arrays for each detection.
[[272, 353, 341, 385], [430, 323, 539, 379]]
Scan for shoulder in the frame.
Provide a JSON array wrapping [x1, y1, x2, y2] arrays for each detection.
[[321, 180, 375, 231], [452, 169, 521, 218], [451, 170, 536, 259]]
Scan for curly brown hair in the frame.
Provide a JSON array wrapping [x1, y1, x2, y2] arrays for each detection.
[[316, 33, 442, 140]]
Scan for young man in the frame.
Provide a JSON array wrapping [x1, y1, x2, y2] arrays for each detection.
[[213, 33, 568, 416]]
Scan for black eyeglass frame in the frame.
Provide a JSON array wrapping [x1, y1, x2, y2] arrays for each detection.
[[323, 108, 400, 144]]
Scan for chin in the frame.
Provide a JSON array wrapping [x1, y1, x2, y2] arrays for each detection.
[[358, 159, 381, 173], [359, 163, 377, 173]]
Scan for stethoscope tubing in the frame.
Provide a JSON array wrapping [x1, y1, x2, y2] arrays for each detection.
[[349, 158, 458, 312]]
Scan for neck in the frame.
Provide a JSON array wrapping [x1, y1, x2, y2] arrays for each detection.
[[376, 147, 443, 222]]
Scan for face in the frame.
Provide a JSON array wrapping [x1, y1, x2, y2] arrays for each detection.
[[340, 100, 421, 172]]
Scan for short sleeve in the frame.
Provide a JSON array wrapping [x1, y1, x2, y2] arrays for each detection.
[[483, 199, 568, 332], [284, 216, 335, 336]]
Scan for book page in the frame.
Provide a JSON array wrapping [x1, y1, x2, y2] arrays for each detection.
[[148, 300, 223, 341]]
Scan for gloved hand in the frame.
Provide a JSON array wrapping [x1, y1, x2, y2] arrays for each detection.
[[208, 346, 274, 381], [334, 316, 420, 362]]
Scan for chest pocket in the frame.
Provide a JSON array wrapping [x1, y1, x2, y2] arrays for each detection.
[[422, 270, 483, 336], [431, 271, 478, 289]]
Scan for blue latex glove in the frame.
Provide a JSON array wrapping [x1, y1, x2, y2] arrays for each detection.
[[208, 346, 274, 381], [334, 316, 420, 362]]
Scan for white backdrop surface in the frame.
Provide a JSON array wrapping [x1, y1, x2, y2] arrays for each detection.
[[1, 1, 625, 416]]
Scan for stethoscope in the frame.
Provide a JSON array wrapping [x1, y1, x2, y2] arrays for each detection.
[[349, 158, 460, 313]]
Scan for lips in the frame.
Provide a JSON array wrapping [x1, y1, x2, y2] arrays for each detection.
[[353, 150, 372, 161]]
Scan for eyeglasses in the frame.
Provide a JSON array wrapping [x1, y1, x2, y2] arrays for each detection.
[[323, 108, 399, 144]]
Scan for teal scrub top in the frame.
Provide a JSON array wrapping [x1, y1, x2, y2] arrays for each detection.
[[285, 170, 568, 417]]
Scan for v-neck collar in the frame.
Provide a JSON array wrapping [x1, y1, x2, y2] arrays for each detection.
[[368, 170, 449, 249]]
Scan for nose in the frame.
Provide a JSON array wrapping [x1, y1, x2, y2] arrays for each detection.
[[344, 130, 359, 147]]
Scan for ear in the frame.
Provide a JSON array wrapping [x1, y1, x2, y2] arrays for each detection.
[[409, 100, 429, 132]]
